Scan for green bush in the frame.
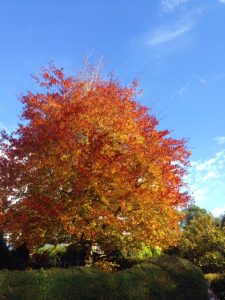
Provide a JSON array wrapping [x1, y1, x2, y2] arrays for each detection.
[[154, 255, 209, 299], [205, 273, 225, 299], [130, 244, 162, 260], [0, 256, 209, 300]]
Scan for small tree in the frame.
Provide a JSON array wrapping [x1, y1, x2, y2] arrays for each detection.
[[0, 64, 190, 264], [179, 208, 225, 273]]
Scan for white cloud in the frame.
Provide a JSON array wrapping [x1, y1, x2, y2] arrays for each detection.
[[213, 206, 225, 217], [195, 157, 217, 171], [189, 148, 225, 211], [199, 77, 207, 85], [219, 0, 225, 4], [161, 0, 188, 13], [202, 171, 218, 181], [215, 136, 225, 145], [176, 73, 225, 97], [146, 21, 192, 47], [191, 187, 205, 203]]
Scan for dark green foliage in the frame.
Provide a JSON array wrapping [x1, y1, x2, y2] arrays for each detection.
[[154, 255, 209, 299], [0, 233, 31, 270], [31, 243, 161, 271], [62, 243, 84, 267], [12, 243, 30, 270], [181, 205, 208, 227], [211, 278, 225, 300], [31, 244, 68, 268], [31, 251, 51, 269], [220, 214, 225, 228], [31, 243, 86, 268], [205, 273, 225, 300], [0, 256, 209, 300]]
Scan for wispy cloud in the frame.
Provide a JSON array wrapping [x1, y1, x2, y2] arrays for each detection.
[[198, 77, 207, 84], [145, 20, 192, 47], [132, 3, 203, 61], [176, 73, 225, 96], [176, 77, 193, 97], [215, 136, 225, 145], [189, 148, 225, 213], [219, 0, 225, 4], [176, 75, 205, 97], [161, 0, 188, 13]]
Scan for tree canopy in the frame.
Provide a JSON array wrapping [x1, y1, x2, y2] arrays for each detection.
[[180, 204, 208, 227], [179, 206, 225, 273], [0, 64, 190, 253]]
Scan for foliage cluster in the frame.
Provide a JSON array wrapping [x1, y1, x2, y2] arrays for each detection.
[[0, 256, 208, 300], [31, 243, 82, 268], [0, 236, 157, 271], [176, 205, 225, 273], [133, 245, 162, 260], [0, 64, 190, 259]]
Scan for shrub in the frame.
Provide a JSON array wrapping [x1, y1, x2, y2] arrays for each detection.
[[61, 243, 83, 267], [12, 243, 30, 270], [31, 252, 51, 269], [154, 255, 209, 299], [0, 256, 209, 300]]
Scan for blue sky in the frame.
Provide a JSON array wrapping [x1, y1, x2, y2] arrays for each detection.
[[0, 0, 225, 215]]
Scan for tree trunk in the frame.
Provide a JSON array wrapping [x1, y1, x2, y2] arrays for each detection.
[[80, 234, 93, 267]]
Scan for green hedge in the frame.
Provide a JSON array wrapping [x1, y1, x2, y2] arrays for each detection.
[[0, 256, 208, 300], [205, 273, 225, 299]]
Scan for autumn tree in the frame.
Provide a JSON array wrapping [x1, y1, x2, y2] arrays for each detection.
[[0, 64, 190, 261]]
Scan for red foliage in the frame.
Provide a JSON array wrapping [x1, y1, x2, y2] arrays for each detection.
[[0, 64, 190, 251]]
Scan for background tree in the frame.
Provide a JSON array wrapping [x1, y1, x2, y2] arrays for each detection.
[[178, 206, 225, 273], [220, 213, 225, 228], [0, 64, 190, 262], [180, 204, 208, 227]]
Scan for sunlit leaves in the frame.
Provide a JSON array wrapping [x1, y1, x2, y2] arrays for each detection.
[[0, 64, 190, 252], [178, 207, 225, 272]]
